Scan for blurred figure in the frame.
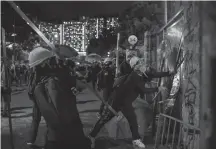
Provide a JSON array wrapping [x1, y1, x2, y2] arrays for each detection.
[[20, 64, 26, 85], [1, 59, 12, 117], [15, 62, 21, 86], [119, 53, 134, 77], [85, 65, 92, 83], [10, 63, 18, 86], [97, 58, 115, 117], [24, 64, 30, 84], [27, 47, 90, 149], [91, 62, 101, 90]]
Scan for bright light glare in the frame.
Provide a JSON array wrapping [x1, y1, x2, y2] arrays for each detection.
[[54, 34, 58, 38], [167, 28, 182, 38], [8, 44, 13, 48], [11, 33, 17, 37]]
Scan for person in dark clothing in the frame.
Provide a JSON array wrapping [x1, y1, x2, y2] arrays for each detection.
[[89, 56, 176, 149], [15, 63, 21, 86], [97, 59, 115, 117], [27, 47, 91, 149], [10, 64, 16, 85], [27, 68, 42, 146], [118, 53, 135, 76], [119, 59, 132, 76], [20, 64, 26, 85], [1, 61, 12, 117], [24, 65, 30, 84], [91, 62, 101, 90]]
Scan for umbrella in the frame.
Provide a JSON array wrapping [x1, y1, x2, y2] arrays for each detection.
[[85, 53, 102, 63], [55, 45, 78, 58]]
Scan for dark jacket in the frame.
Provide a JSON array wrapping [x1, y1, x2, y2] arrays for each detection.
[[97, 67, 115, 89], [109, 70, 171, 105], [32, 66, 86, 143], [91, 64, 101, 81], [119, 60, 132, 76]]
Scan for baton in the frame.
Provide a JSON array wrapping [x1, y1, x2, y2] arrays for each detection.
[[75, 71, 126, 138], [76, 71, 120, 117]]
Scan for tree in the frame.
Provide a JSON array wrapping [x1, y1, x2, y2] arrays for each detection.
[[118, 1, 163, 45]]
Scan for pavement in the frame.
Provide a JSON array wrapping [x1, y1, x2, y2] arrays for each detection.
[[1, 84, 154, 149]]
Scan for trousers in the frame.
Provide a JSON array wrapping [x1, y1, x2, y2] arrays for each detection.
[[99, 88, 112, 114], [90, 98, 140, 140], [28, 101, 42, 143], [1, 88, 11, 115]]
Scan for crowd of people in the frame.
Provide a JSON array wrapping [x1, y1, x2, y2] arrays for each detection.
[[1, 60, 29, 117], [1, 39, 176, 149], [10, 62, 29, 86]]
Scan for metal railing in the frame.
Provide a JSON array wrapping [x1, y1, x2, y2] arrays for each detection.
[[154, 113, 201, 149]]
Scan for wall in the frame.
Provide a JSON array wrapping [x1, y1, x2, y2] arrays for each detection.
[[167, 1, 201, 127], [167, 1, 201, 148]]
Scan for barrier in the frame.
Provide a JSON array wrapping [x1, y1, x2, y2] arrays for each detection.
[[154, 113, 200, 149]]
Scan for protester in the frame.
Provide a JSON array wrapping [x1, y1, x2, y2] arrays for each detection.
[[1, 59, 12, 117], [20, 64, 26, 85], [97, 58, 115, 117], [91, 62, 101, 90], [10, 63, 18, 86], [27, 66, 42, 146], [27, 46, 91, 149], [119, 52, 135, 76], [15, 62, 21, 86], [88, 56, 176, 149], [24, 64, 30, 84], [27, 39, 47, 146]]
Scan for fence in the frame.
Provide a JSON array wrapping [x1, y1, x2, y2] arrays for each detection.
[[154, 113, 200, 149]]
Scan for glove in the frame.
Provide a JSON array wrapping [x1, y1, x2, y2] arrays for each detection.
[[71, 87, 79, 96], [116, 114, 123, 122], [158, 86, 168, 93]]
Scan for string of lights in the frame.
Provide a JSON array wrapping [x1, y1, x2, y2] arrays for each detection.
[[37, 17, 119, 52]]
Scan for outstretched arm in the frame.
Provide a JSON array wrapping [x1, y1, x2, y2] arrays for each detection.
[[146, 71, 171, 78], [145, 67, 174, 78]]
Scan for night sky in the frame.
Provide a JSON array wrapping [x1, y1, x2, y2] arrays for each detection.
[[1, 1, 133, 42]]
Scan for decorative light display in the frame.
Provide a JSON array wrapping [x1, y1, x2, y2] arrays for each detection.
[[37, 17, 119, 52], [39, 22, 60, 45], [63, 21, 83, 51]]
